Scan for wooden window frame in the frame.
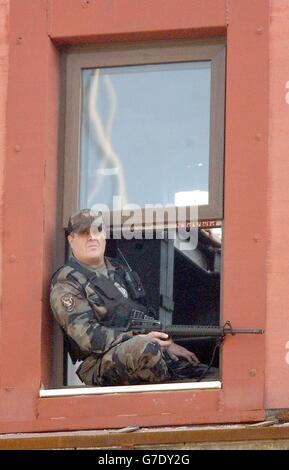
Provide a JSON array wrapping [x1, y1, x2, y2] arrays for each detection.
[[63, 39, 226, 228]]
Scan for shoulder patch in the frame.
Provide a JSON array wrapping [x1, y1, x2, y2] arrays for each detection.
[[61, 294, 75, 312]]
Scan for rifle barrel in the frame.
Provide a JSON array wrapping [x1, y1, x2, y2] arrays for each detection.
[[227, 328, 264, 335], [164, 325, 264, 337]]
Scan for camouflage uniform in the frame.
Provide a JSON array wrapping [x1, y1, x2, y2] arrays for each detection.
[[50, 256, 169, 385], [50, 209, 215, 386]]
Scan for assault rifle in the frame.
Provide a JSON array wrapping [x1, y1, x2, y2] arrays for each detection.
[[128, 318, 264, 341]]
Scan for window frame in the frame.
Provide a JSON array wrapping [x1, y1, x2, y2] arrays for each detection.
[[63, 39, 226, 228]]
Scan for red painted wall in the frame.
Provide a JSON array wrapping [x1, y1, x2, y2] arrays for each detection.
[[266, 0, 289, 409], [1, 0, 285, 433], [0, 0, 9, 392], [0, 0, 58, 424], [48, 0, 226, 43]]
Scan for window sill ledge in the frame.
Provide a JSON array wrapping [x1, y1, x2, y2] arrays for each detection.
[[40, 381, 222, 398]]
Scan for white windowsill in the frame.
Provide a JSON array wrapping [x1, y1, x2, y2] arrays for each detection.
[[39, 381, 222, 398]]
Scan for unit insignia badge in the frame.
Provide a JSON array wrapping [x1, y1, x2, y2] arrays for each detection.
[[61, 294, 75, 312]]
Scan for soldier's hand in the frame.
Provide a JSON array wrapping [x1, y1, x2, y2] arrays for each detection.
[[167, 342, 200, 365], [140, 331, 173, 349]]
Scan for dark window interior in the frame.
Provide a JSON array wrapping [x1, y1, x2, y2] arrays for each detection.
[[106, 228, 221, 369], [62, 227, 221, 385]]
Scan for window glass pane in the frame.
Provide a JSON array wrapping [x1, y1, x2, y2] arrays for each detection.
[[80, 62, 211, 210]]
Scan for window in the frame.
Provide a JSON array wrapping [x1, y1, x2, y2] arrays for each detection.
[[63, 39, 225, 226], [61, 39, 225, 388]]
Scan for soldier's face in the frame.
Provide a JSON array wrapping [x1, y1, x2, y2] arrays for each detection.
[[68, 228, 106, 266]]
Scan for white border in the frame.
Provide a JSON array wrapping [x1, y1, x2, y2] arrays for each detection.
[[40, 381, 222, 398]]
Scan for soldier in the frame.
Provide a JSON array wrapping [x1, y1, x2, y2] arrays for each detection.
[[50, 209, 209, 386]]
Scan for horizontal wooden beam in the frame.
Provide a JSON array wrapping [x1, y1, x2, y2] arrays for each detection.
[[0, 422, 288, 450], [48, 0, 226, 44]]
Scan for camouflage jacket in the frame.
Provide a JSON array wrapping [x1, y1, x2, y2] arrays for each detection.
[[50, 257, 145, 366]]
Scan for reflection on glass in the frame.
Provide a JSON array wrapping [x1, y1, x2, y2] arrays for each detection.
[[80, 62, 211, 210], [175, 190, 208, 206]]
